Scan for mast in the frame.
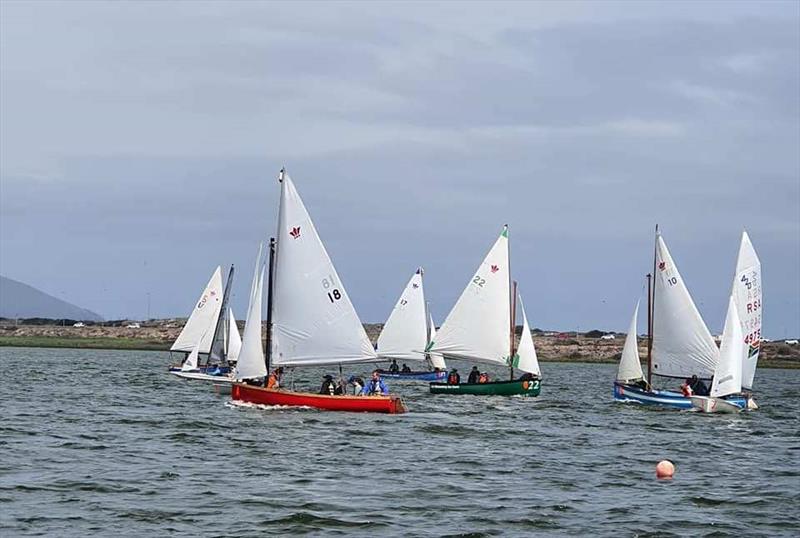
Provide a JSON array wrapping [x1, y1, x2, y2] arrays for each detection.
[[647, 224, 659, 388], [265, 237, 276, 373], [510, 279, 518, 381]]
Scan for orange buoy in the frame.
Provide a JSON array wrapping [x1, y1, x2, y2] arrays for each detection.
[[656, 460, 675, 479]]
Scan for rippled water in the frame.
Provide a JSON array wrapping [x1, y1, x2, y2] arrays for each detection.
[[1, 347, 798, 537]]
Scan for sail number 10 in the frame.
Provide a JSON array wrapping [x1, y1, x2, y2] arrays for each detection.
[[322, 275, 343, 303]]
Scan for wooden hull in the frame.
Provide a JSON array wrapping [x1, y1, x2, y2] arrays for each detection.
[[377, 370, 447, 381], [231, 384, 407, 414], [613, 381, 746, 410], [690, 395, 744, 414], [429, 379, 541, 396]]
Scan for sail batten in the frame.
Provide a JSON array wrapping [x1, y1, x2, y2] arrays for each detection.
[[733, 231, 762, 390], [170, 267, 224, 354], [377, 269, 428, 362], [270, 173, 377, 367], [428, 226, 511, 367], [617, 300, 644, 382], [651, 234, 718, 378]]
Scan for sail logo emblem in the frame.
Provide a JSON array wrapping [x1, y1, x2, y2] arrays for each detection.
[[412, 283, 419, 289], [289, 226, 301, 239], [658, 261, 666, 271], [490, 264, 499, 273]]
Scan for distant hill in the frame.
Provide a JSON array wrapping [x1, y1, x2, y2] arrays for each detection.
[[0, 276, 104, 321]]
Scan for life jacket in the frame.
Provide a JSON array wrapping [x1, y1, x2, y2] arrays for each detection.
[[681, 383, 693, 397], [478, 373, 489, 383], [368, 379, 382, 395], [447, 373, 459, 384], [267, 373, 279, 389]]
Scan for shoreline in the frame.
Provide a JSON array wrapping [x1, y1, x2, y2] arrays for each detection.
[[2, 334, 798, 369]]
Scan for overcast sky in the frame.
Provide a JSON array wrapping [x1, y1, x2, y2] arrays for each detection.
[[1, 1, 798, 337]]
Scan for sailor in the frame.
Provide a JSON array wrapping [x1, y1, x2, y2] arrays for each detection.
[[348, 375, 365, 395], [681, 378, 694, 397], [689, 375, 710, 396], [478, 372, 489, 383], [266, 367, 284, 389], [468, 366, 480, 383], [447, 368, 460, 385], [389, 359, 400, 373], [360, 370, 389, 396], [401, 363, 412, 373], [319, 374, 337, 395], [518, 372, 535, 381]]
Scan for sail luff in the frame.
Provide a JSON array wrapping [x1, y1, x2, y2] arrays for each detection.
[[209, 265, 235, 363], [427, 310, 447, 370], [616, 300, 644, 382], [710, 295, 744, 398], [733, 230, 762, 390], [514, 295, 541, 376], [234, 244, 267, 381], [227, 308, 242, 362]]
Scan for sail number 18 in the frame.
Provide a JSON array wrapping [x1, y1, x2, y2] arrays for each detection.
[[322, 275, 343, 303]]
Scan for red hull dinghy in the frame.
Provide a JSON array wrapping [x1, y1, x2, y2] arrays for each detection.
[[232, 384, 406, 414]]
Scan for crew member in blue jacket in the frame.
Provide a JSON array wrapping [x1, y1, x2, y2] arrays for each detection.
[[361, 370, 389, 396]]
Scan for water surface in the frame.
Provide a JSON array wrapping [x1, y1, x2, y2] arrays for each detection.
[[1, 347, 798, 537]]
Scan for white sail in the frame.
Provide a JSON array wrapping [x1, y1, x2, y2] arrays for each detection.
[[616, 300, 644, 382], [234, 245, 267, 381], [181, 342, 201, 371], [651, 234, 718, 378], [227, 308, 242, 363], [377, 269, 428, 362], [270, 172, 377, 367], [514, 295, 541, 376], [171, 267, 224, 354], [733, 231, 762, 390], [427, 311, 447, 370], [710, 295, 744, 398], [428, 226, 511, 366]]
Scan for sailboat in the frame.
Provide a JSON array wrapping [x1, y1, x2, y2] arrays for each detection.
[[732, 231, 762, 409], [428, 225, 541, 396], [375, 268, 447, 381], [613, 228, 746, 409], [168, 266, 231, 375], [230, 170, 407, 414], [691, 295, 745, 413]]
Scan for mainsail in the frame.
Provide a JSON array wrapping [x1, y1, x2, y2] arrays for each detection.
[[733, 231, 762, 390], [710, 295, 744, 398], [514, 295, 541, 376], [616, 300, 644, 382], [427, 311, 447, 370], [428, 226, 511, 366], [377, 268, 428, 362], [234, 245, 267, 381], [651, 234, 718, 378], [171, 267, 224, 354], [227, 308, 242, 363], [270, 172, 377, 367]]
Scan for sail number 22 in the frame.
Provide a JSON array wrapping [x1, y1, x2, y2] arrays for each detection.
[[322, 275, 343, 303]]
